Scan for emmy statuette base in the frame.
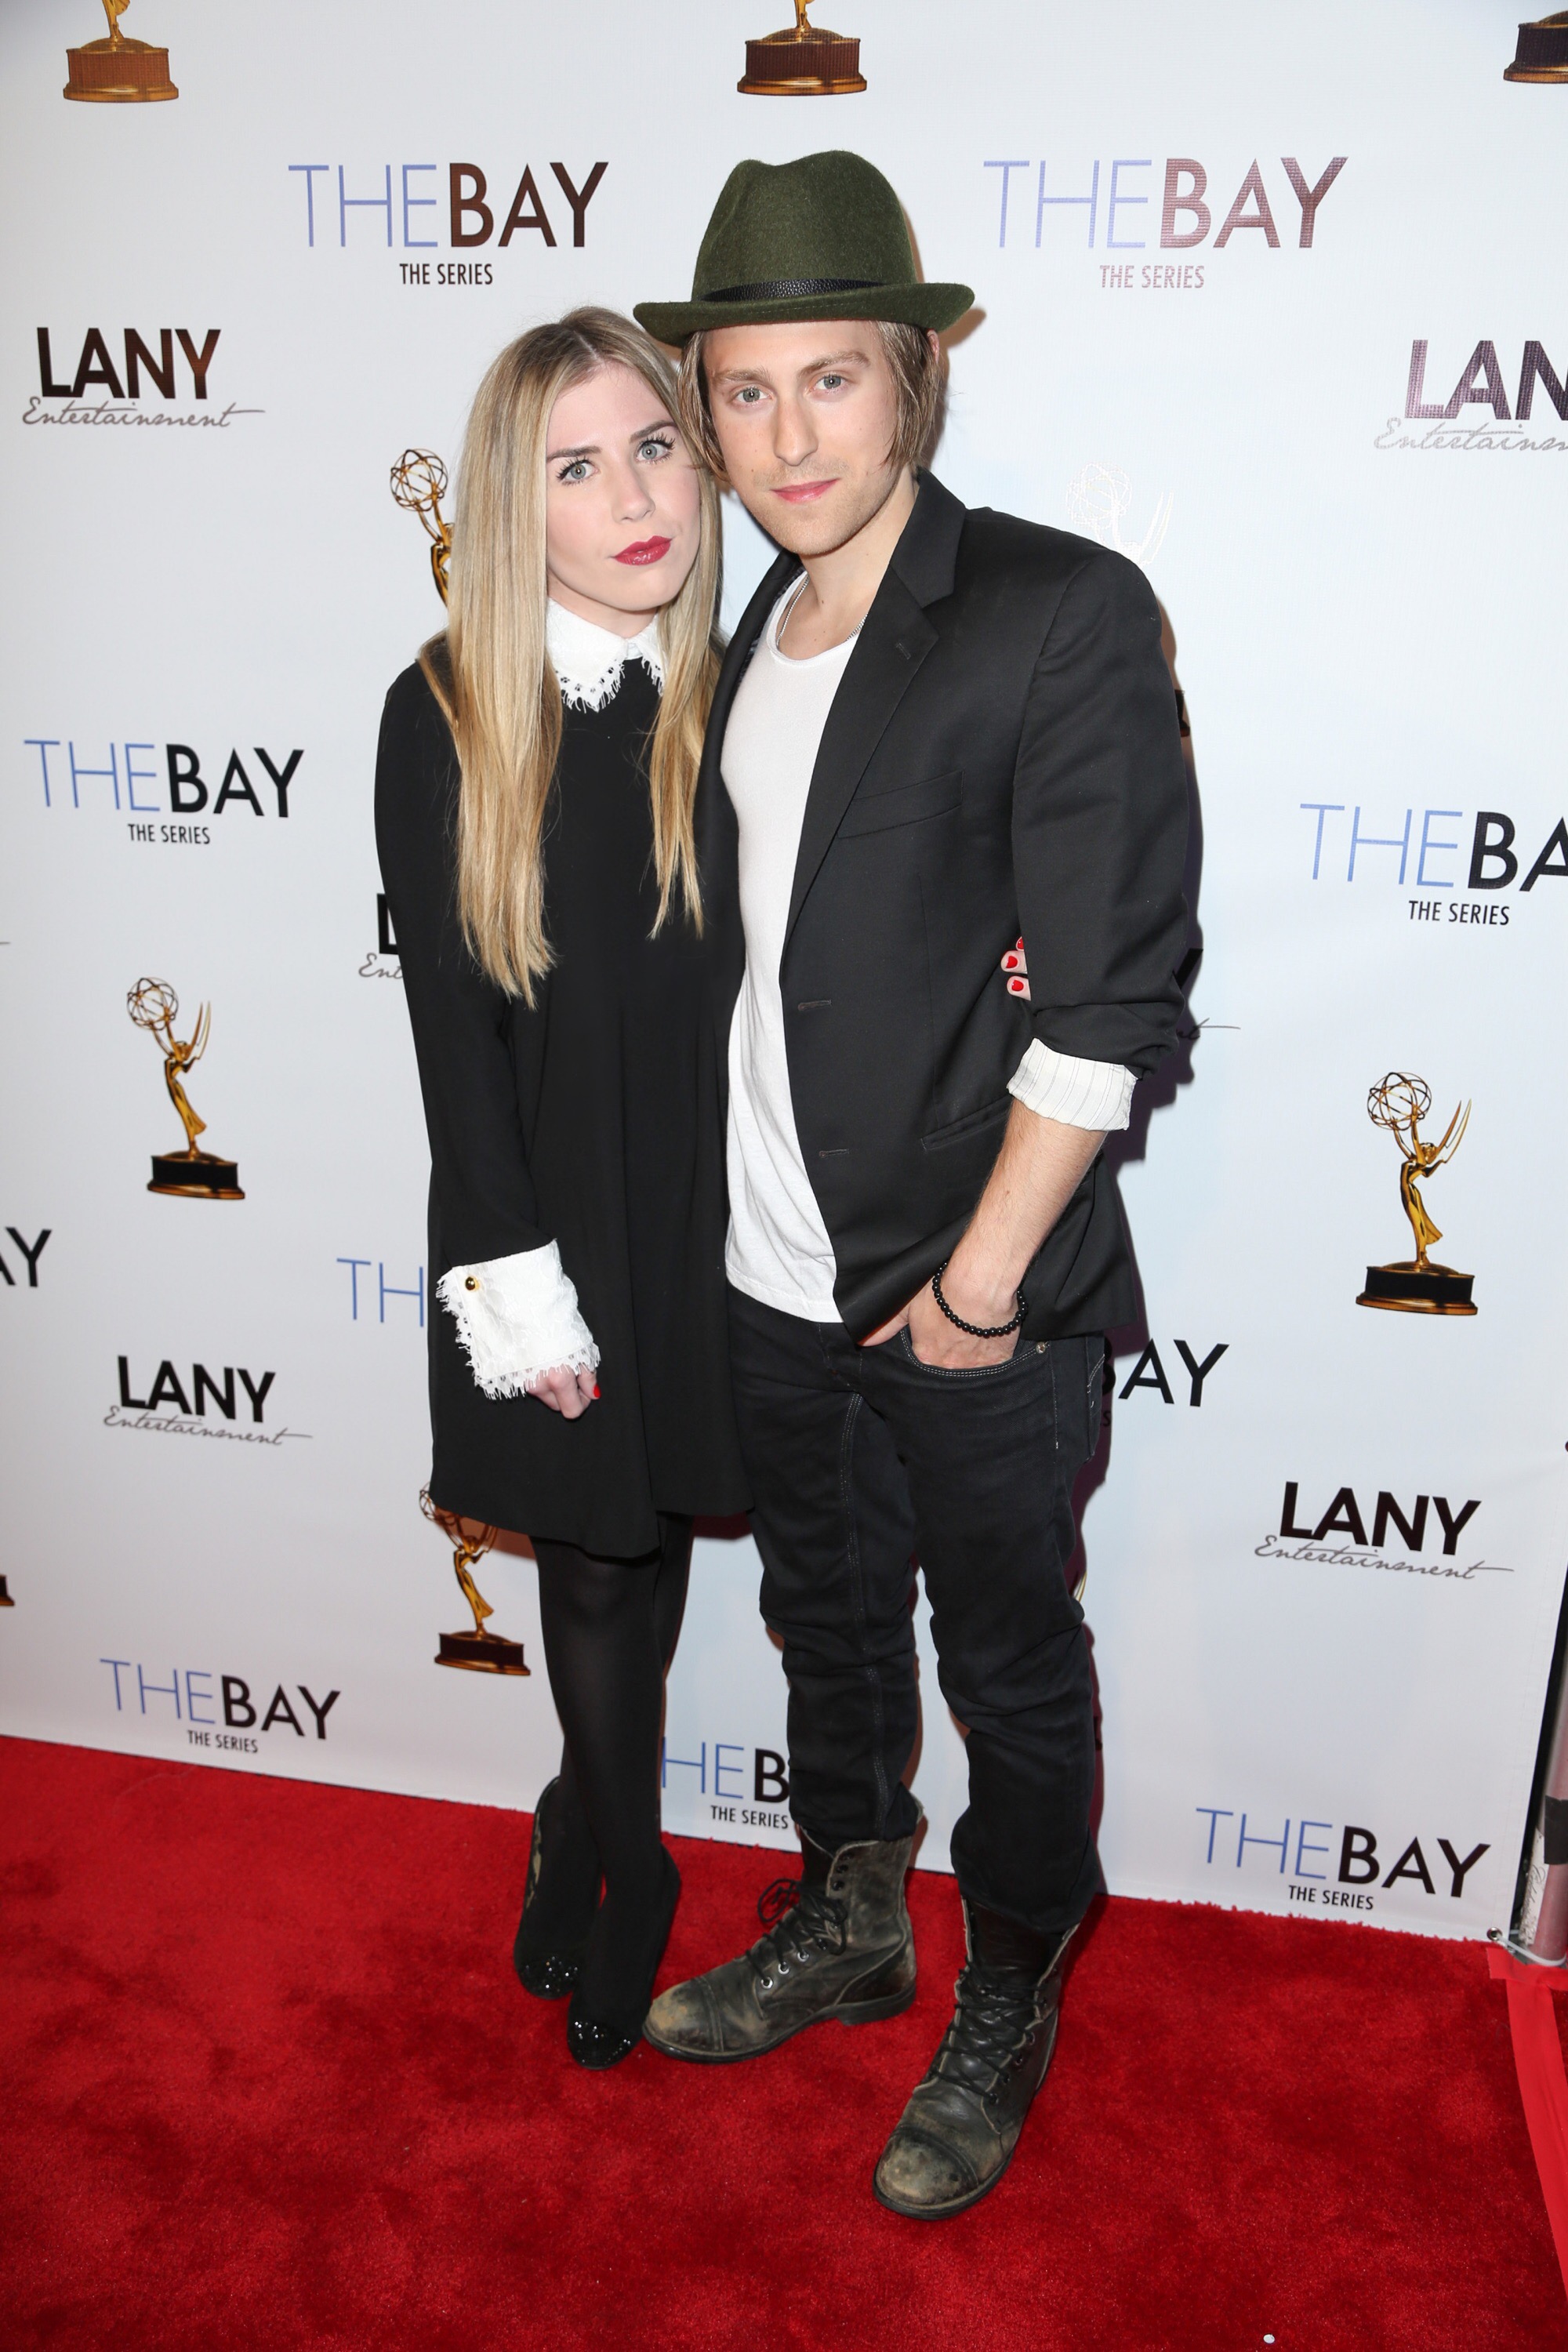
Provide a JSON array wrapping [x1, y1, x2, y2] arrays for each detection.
[[64, 39, 178, 101], [149, 1153, 244, 1200], [1357, 1261, 1478, 1316], [1504, 15, 1568, 79], [436, 1630, 530, 1676], [739, 28, 866, 92]]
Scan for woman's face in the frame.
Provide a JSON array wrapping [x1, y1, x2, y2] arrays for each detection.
[[543, 362, 703, 637]]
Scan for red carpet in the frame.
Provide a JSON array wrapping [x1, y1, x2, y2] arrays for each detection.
[[1, 1737, 1563, 2352]]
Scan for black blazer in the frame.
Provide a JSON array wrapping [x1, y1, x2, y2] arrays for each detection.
[[699, 470, 1189, 1343]]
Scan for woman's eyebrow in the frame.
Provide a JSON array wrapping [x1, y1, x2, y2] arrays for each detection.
[[546, 419, 673, 464]]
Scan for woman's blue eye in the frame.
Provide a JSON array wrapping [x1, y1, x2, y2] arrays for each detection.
[[558, 459, 590, 483], [639, 436, 674, 461]]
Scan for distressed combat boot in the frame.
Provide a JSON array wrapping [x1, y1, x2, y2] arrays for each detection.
[[873, 1900, 1078, 2219], [643, 1815, 919, 2062]]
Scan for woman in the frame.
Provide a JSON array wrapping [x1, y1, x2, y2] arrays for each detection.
[[375, 308, 747, 2069]]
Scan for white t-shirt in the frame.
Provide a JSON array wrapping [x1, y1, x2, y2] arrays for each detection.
[[723, 583, 855, 1322], [720, 579, 1141, 1327]]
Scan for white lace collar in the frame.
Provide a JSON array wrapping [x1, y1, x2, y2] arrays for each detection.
[[546, 600, 664, 712]]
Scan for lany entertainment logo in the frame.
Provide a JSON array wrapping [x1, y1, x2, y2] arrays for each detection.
[[1376, 339, 1568, 454], [107, 1356, 310, 1449], [25, 327, 260, 432], [1257, 1481, 1507, 1587]]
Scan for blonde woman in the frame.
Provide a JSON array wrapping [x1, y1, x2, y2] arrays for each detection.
[[375, 310, 747, 2070]]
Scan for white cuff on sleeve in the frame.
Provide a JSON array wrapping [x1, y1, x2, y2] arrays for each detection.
[[436, 1241, 600, 1400], [1007, 1039, 1135, 1133]]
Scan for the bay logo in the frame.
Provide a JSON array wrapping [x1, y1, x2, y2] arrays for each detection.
[[1197, 1805, 1490, 1913], [100, 1658, 340, 1755], [25, 737, 303, 844]]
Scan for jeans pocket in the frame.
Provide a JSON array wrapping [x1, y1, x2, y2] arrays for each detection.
[[1086, 1340, 1105, 1456], [897, 1326, 1036, 1381]]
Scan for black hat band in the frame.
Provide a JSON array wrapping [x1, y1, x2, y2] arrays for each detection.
[[699, 276, 885, 303]]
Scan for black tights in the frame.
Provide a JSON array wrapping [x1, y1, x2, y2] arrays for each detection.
[[531, 1515, 691, 1988]]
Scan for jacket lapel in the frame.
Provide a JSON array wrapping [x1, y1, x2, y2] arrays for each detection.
[[782, 473, 967, 958]]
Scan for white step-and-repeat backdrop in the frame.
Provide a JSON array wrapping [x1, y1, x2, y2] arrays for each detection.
[[4, 0, 1566, 1943]]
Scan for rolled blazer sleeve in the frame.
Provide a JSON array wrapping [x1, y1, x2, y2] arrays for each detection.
[[1011, 551, 1189, 1077], [373, 666, 550, 1267]]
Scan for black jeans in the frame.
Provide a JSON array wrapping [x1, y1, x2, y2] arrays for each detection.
[[728, 1286, 1105, 1936]]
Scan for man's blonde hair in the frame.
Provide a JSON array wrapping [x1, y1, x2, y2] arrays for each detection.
[[677, 321, 946, 484]]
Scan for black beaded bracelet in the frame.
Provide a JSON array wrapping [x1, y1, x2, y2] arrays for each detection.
[[930, 1258, 1027, 1339]]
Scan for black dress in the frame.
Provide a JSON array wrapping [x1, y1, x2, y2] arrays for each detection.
[[374, 651, 749, 1559]]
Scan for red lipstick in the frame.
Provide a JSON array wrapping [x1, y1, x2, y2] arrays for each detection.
[[615, 536, 671, 565]]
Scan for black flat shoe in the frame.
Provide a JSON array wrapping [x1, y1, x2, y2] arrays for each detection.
[[565, 2009, 642, 2070], [516, 1944, 584, 2001], [566, 1849, 681, 2071], [513, 1775, 600, 2001]]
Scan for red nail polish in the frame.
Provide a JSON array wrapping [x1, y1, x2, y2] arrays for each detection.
[[1008, 978, 1022, 993], [1015, 938, 1024, 950], [592, 1384, 601, 1399], [1003, 954, 1017, 969]]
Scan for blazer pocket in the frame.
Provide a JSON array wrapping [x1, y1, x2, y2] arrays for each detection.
[[837, 768, 962, 838], [921, 1094, 1011, 1153]]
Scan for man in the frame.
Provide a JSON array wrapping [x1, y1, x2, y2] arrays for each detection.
[[633, 151, 1188, 2219]]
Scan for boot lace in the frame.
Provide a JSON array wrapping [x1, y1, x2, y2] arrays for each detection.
[[748, 1875, 847, 1982], [757, 1876, 802, 1928], [931, 1961, 1047, 2096]]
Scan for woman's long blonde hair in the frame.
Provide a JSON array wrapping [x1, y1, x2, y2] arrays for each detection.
[[422, 307, 722, 1001]]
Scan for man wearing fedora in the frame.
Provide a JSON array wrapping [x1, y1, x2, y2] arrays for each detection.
[[635, 151, 1188, 2218]]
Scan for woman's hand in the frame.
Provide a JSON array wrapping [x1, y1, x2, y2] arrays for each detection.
[[1002, 938, 1031, 1001], [524, 1366, 600, 1417]]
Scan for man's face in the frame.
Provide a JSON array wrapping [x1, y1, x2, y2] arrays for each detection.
[[702, 320, 909, 558]]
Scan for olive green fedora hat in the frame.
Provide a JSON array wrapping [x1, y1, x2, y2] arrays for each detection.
[[634, 151, 974, 344]]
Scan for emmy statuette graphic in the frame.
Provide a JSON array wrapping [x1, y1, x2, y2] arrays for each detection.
[[64, 0, 178, 102], [127, 978, 245, 1200], [1356, 1073, 1477, 1316], [420, 1489, 530, 1676], [390, 452, 452, 605], [1505, 12, 1568, 80], [740, 0, 866, 93]]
